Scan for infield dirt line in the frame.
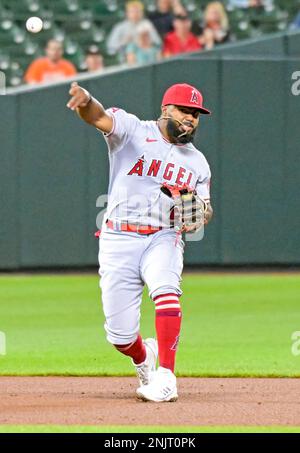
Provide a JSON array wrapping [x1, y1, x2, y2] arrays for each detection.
[[0, 377, 299, 426]]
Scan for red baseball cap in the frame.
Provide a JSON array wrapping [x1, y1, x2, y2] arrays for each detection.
[[162, 83, 211, 115]]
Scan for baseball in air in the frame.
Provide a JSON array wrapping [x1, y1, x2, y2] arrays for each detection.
[[26, 17, 43, 33]]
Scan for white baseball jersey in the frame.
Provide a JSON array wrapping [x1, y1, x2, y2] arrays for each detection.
[[101, 107, 211, 229], [98, 107, 211, 345]]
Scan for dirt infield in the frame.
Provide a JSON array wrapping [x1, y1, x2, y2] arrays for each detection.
[[0, 377, 299, 426]]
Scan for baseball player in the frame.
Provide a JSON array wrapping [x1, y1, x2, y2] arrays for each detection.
[[67, 81, 213, 402]]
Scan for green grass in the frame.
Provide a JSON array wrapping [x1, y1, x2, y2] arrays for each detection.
[[0, 274, 300, 376], [0, 425, 299, 433]]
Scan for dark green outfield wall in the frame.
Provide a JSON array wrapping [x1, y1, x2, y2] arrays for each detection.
[[0, 96, 19, 268], [1, 32, 300, 269]]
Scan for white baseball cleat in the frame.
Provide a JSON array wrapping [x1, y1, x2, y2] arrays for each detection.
[[132, 338, 158, 386], [136, 366, 178, 402]]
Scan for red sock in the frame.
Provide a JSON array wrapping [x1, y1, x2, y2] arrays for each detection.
[[114, 334, 146, 365], [154, 293, 182, 373]]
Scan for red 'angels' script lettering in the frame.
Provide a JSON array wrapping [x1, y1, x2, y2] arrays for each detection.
[[127, 158, 144, 176], [175, 167, 186, 185], [127, 158, 194, 185], [163, 163, 175, 181], [186, 171, 193, 186], [147, 159, 162, 177]]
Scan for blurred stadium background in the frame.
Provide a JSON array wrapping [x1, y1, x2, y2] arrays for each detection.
[[0, 0, 299, 87], [0, 0, 300, 271]]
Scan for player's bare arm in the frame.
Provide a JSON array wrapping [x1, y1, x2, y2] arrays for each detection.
[[67, 82, 113, 133]]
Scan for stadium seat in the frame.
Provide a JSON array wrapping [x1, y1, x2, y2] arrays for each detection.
[[25, 21, 65, 46], [248, 5, 289, 34], [88, 0, 124, 21], [0, 52, 11, 71], [228, 8, 248, 24], [48, 0, 81, 16], [1, 0, 42, 20], [63, 37, 85, 69], [60, 11, 94, 33], [67, 23, 106, 46], [1, 62, 24, 87], [0, 5, 14, 21], [102, 53, 119, 66], [8, 69, 24, 87], [143, 0, 156, 13], [273, 0, 300, 19], [0, 23, 27, 45], [181, 0, 212, 14], [3, 39, 41, 68], [234, 25, 254, 40]]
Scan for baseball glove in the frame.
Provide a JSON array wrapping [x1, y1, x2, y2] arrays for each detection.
[[161, 183, 207, 233]]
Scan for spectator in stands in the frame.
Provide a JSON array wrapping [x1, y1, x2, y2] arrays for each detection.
[[24, 39, 77, 85], [85, 46, 104, 73], [148, 0, 185, 38], [290, 11, 300, 30], [126, 22, 161, 65], [227, 0, 271, 8], [163, 13, 202, 57], [195, 2, 231, 50], [107, 0, 161, 63]]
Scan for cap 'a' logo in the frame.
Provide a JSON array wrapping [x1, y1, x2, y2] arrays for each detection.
[[190, 89, 199, 105]]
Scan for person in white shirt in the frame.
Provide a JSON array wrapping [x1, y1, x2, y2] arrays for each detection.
[[227, 0, 273, 8], [67, 81, 213, 403], [107, 0, 161, 63]]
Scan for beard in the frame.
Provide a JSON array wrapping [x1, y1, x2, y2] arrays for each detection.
[[166, 117, 197, 144]]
